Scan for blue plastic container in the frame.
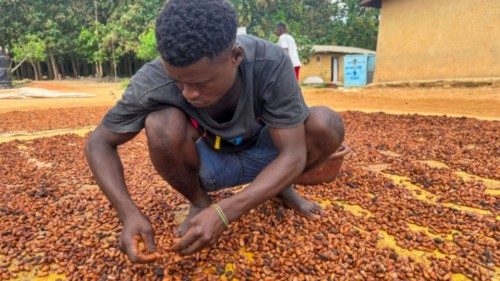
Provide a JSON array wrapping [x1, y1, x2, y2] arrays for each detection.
[[344, 54, 375, 88], [0, 50, 12, 88]]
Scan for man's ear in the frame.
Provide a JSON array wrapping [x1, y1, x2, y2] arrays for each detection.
[[232, 45, 244, 65]]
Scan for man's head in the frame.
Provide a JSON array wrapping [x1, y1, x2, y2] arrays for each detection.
[[155, 0, 244, 108], [156, 0, 237, 67], [275, 22, 287, 37]]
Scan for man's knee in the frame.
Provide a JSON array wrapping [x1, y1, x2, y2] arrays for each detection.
[[144, 107, 193, 147], [306, 106, 345, 153]]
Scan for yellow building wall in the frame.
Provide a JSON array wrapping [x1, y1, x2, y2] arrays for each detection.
[[300, 53, 345, 84], [374, 0, 500, 82]]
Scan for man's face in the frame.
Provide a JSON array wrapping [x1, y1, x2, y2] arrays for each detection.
[[162, 48, 242, 108], [275, 26, 285, 37]]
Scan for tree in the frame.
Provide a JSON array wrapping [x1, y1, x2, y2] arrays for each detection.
[[230, 0, 379, 59], [136, 26, 158, 61], [1, 0, 378, 80], [103, 0, 163, 76], [12, 35, 46, 80], [0, 0, 31, 51], [102, 24, 121, 79], [40, 19, 63, 80], [332, 0, 380, 50], [77, 24, 106, 78], [229, 0, 335, 62]]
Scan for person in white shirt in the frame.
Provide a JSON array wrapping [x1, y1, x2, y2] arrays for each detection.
[[275, 22, 301, 80]]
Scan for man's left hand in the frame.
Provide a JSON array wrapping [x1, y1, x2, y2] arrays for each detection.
[[171, 206, 226, 255]]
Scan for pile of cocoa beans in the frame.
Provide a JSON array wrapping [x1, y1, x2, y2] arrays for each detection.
[[0, 110, 497, 280]]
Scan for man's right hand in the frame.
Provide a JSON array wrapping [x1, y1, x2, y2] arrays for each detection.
[[119, 212, 160, 263]]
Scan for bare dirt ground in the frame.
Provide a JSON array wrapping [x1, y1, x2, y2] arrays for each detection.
[[0, 81, 122, 114], [303, 86, 499, 121], [0, 81, 498, 120]]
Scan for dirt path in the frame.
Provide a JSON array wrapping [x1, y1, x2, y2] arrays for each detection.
[[0, 81, 122, 113], [303, 86, 500, 120], [0, 81, 498, 120]]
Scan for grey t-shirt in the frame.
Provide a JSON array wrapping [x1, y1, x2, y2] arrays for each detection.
[[102, 35, 309, 152]]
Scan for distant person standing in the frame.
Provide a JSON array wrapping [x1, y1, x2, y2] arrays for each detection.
[[275, 22, 301, 80]]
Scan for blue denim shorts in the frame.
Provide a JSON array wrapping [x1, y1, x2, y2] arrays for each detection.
[[197, 126, 278, 192]]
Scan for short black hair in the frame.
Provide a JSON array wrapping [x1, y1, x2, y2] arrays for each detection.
[[155, 0, 238, 67], [277, 22, 287, 29]]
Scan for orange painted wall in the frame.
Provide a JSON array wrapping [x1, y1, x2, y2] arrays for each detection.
[[374, 0, 500, 82], [301, 53, 345, 83]]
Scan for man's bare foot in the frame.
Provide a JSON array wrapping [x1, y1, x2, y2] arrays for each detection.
[[174, 203, 206, 237], [276, 186, 324, 220]]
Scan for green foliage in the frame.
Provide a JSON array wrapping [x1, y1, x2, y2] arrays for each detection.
[[77, 25, 106, 64], [295, 36, 314, 64], [0, 0, 27, 49], [102, 23, 125, 61], [137, 27, 158, 61], [105, 1, 163, 55], [331, 0, 380, 50], [120, 78, 131, 89], [1, 0, 379, 79], [230, 0, 379, 60], [12, 35, 46, 63], [230, 0, 315, 61]]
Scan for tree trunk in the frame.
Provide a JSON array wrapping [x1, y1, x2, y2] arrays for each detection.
[[127, 55, 133, 76], [25, 62, 33, 80], [49, 53, 60, 80], [36, 62, 43, 79], [14, 63, 20, 80], [99, 62, 103, 78], [71, 57, 78, 78], [59, 60, 66, 77], [31, 62, 39, 80], [82, 63, 89, 76], [20, 63, 27, 80], [47, 59, 54, 79], [19, 63, 25, 80], [95, 62, 100, 78], [94, 0, 99, 22], [95, 62, 103, 78], [22, 62, 30, 80], [111, 43, 117, 80]]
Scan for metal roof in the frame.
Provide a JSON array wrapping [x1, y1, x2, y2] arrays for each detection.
[[313, 45, 376, 54], [360, 0, 381, 8]]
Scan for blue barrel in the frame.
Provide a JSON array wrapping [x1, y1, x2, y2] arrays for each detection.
[[0, 50, 12, 89]]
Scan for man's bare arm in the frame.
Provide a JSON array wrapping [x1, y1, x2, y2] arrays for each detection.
[[85, 124, 140, 220]]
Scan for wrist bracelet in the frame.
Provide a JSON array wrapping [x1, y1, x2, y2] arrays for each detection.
[[211, 203, 228, 228]]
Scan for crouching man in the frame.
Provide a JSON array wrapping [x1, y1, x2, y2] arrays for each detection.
[[85, 0, 344, 263]]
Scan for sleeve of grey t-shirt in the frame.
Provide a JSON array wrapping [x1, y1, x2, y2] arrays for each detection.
[[102, 84, 149, 133], [102, 60, 167, 133], [259, 52, 309, 128]]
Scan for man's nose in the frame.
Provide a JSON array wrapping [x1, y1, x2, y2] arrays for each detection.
[[182, 85, 200, 101]]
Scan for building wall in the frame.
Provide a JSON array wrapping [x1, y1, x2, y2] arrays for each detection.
[[300, 53, 345, 83], [374, 0, 500, 82]]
